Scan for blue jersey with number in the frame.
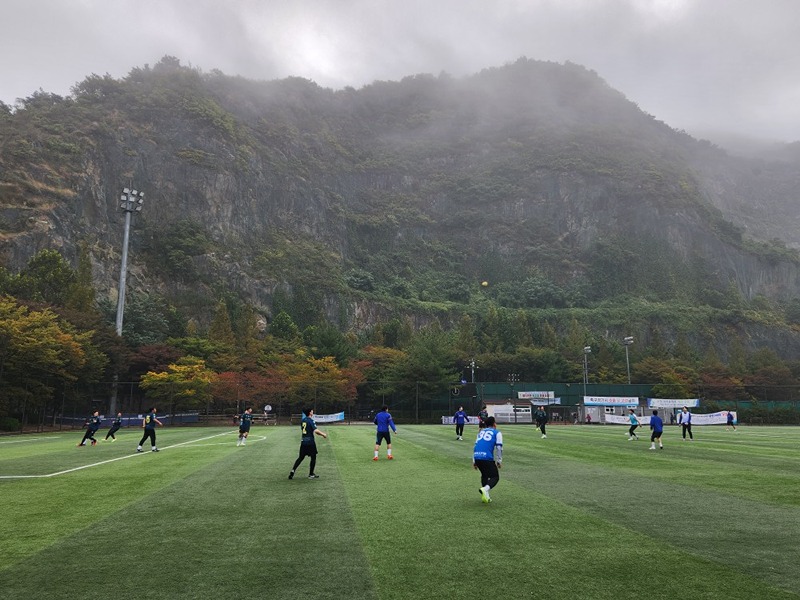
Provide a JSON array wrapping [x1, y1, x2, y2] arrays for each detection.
[[473, 428, 503, 461], [144, 412, 157, 430]]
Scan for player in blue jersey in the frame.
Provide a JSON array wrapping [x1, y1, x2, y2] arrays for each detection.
[[78, 411, 102, 446], [453, 406, 469, 440], [473, 416, 503, 503], [237, 407, 253, 446], [649, 409, 664, 450], [104, 412, 123, 441], [627, 409, 640, 441], [289, 408, 328, 479], [726, 410, 737, 431], [136, 407, 163, 452], [373, 405, 397, 460]]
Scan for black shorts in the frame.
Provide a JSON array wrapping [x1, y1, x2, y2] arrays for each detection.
[[651, 431, 663, 440], [298, 443, 318, 457], [239, 426, 250, 435], [376, 431, 391, 445]]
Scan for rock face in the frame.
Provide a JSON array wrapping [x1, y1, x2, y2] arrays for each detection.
[[2, 57, 800, 331]]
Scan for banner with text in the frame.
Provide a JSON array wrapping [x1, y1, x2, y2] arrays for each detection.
[[517, 391, 555, 400], [583, 396, 640, 407], [314, 411, 345, 423], [647, 398, 700, 408], [605, 414, 652, 425]]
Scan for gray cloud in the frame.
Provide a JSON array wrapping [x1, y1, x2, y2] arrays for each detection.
[[1, 0, 798, 141]]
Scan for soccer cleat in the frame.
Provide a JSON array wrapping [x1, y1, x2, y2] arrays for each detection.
[[660, 445, 664, 450], [152, 448, 159, 452], [308, 474, 319, 479], [387, 455, 394, 460], [372, 456, 379, 461], [136, 448, 143, 453], [77, 443, 85, 447], [479, 487, 490, 504], [542, 435, 547, 439], [288, 470, 295, 480], [111, 438, 116, 442], [91, 439, 97, 446], [649, 446, 656, 450]]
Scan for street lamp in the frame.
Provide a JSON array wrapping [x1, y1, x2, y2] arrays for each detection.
[[109, 187, 144, 414], [583, 346, 592, 398], [623, 336, 634, 385]]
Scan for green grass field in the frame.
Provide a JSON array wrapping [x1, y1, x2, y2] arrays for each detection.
[[1, 423, 799, 600]]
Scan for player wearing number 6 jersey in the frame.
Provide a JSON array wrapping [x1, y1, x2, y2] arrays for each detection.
[[473, 416, 503, 503]]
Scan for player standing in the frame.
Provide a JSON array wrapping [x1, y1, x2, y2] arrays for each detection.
[[373, 405, 397, 460], [453, 406, 469, 440], [679, 406, 694, 440], [627, 409, 640, 440], [237, 407, 253, 446], [473, 416, 503, 503], [78, 411, 102, 446], [288, 408, 327, 479], [649, 410, 664, 450], [534, 405, 548, 439], [104, 412, 123, 441], [477, 405, 489, 429], [136, 407, 163, 453]]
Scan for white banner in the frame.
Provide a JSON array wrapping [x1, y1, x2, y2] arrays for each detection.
[[584, 396, 639, 407], [314, 411, 345, 423], [493, 405, 533, 423], [517, 391, 555, 400], [605, 411, 736, 425], [605, 414, 652, 425], [647, 398, 700, 408], [440, 416, 478, 425]]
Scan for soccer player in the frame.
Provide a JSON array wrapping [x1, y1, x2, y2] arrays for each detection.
[[627, 409, 640, 440], [478, 405, 489, 429], [104, 412, 123, 441], [473, 416, 503, 503], [726, 410, 737, 431], [237, 407, 253, 446], [373, 405, 397, 460], [679, 406, 694, 440], [649, 410, 664, 450], [136, 407, 163, 453], [78, 411, 102, 446], [534, 405, 548, 438], [453, 406, 469, 440], [288, 408, 328, 479]]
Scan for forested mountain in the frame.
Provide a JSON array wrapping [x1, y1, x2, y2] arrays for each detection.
[[2, 56, 800, 366]]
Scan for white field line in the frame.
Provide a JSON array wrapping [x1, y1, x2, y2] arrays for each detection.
[[0, 437, 62, 444], [0, 431, 233, 480]]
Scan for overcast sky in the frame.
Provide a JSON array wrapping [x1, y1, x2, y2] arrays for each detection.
[[2, 0, 799, 142]]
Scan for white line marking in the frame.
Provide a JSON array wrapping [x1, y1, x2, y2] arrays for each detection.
[[0, 437, 61, 444], [0, 431, 232, 479]]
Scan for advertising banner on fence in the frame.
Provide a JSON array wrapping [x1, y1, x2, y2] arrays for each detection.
[[605, 414, 652, 425], [517, 391, 555, 400], [605, 411, 735, 425], [583, 396, 640, 407], [492, 405, 533, 423], [647, 398, 700, 408], [314, 411, 345, 423]]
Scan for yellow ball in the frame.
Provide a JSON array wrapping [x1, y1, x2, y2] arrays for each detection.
[[481, 281, 489, 287]]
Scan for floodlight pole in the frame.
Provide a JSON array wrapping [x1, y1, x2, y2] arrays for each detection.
[[109, 187, 144, 414], [583, 346, 592, 399], [623, 336, 634, 385]]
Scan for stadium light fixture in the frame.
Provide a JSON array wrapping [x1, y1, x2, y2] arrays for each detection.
[[623, 336, 634, 385]]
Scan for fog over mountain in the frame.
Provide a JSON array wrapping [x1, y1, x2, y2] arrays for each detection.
[[2, 0, 799, 143]]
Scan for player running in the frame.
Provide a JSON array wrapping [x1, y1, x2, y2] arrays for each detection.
[[237, 407, 253, 446], [373, 405, 397, 460], [474, 416, 503, 503], [78, 411, 102, 446], [627, 409, 640, 440], [649, 410, 664, 450], [104, 412, 123, 441], [136, 407, 163, 453]]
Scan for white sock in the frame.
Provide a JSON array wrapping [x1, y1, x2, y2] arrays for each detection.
[[374, 450, 379, 458], [387, 449, 392, 457]]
